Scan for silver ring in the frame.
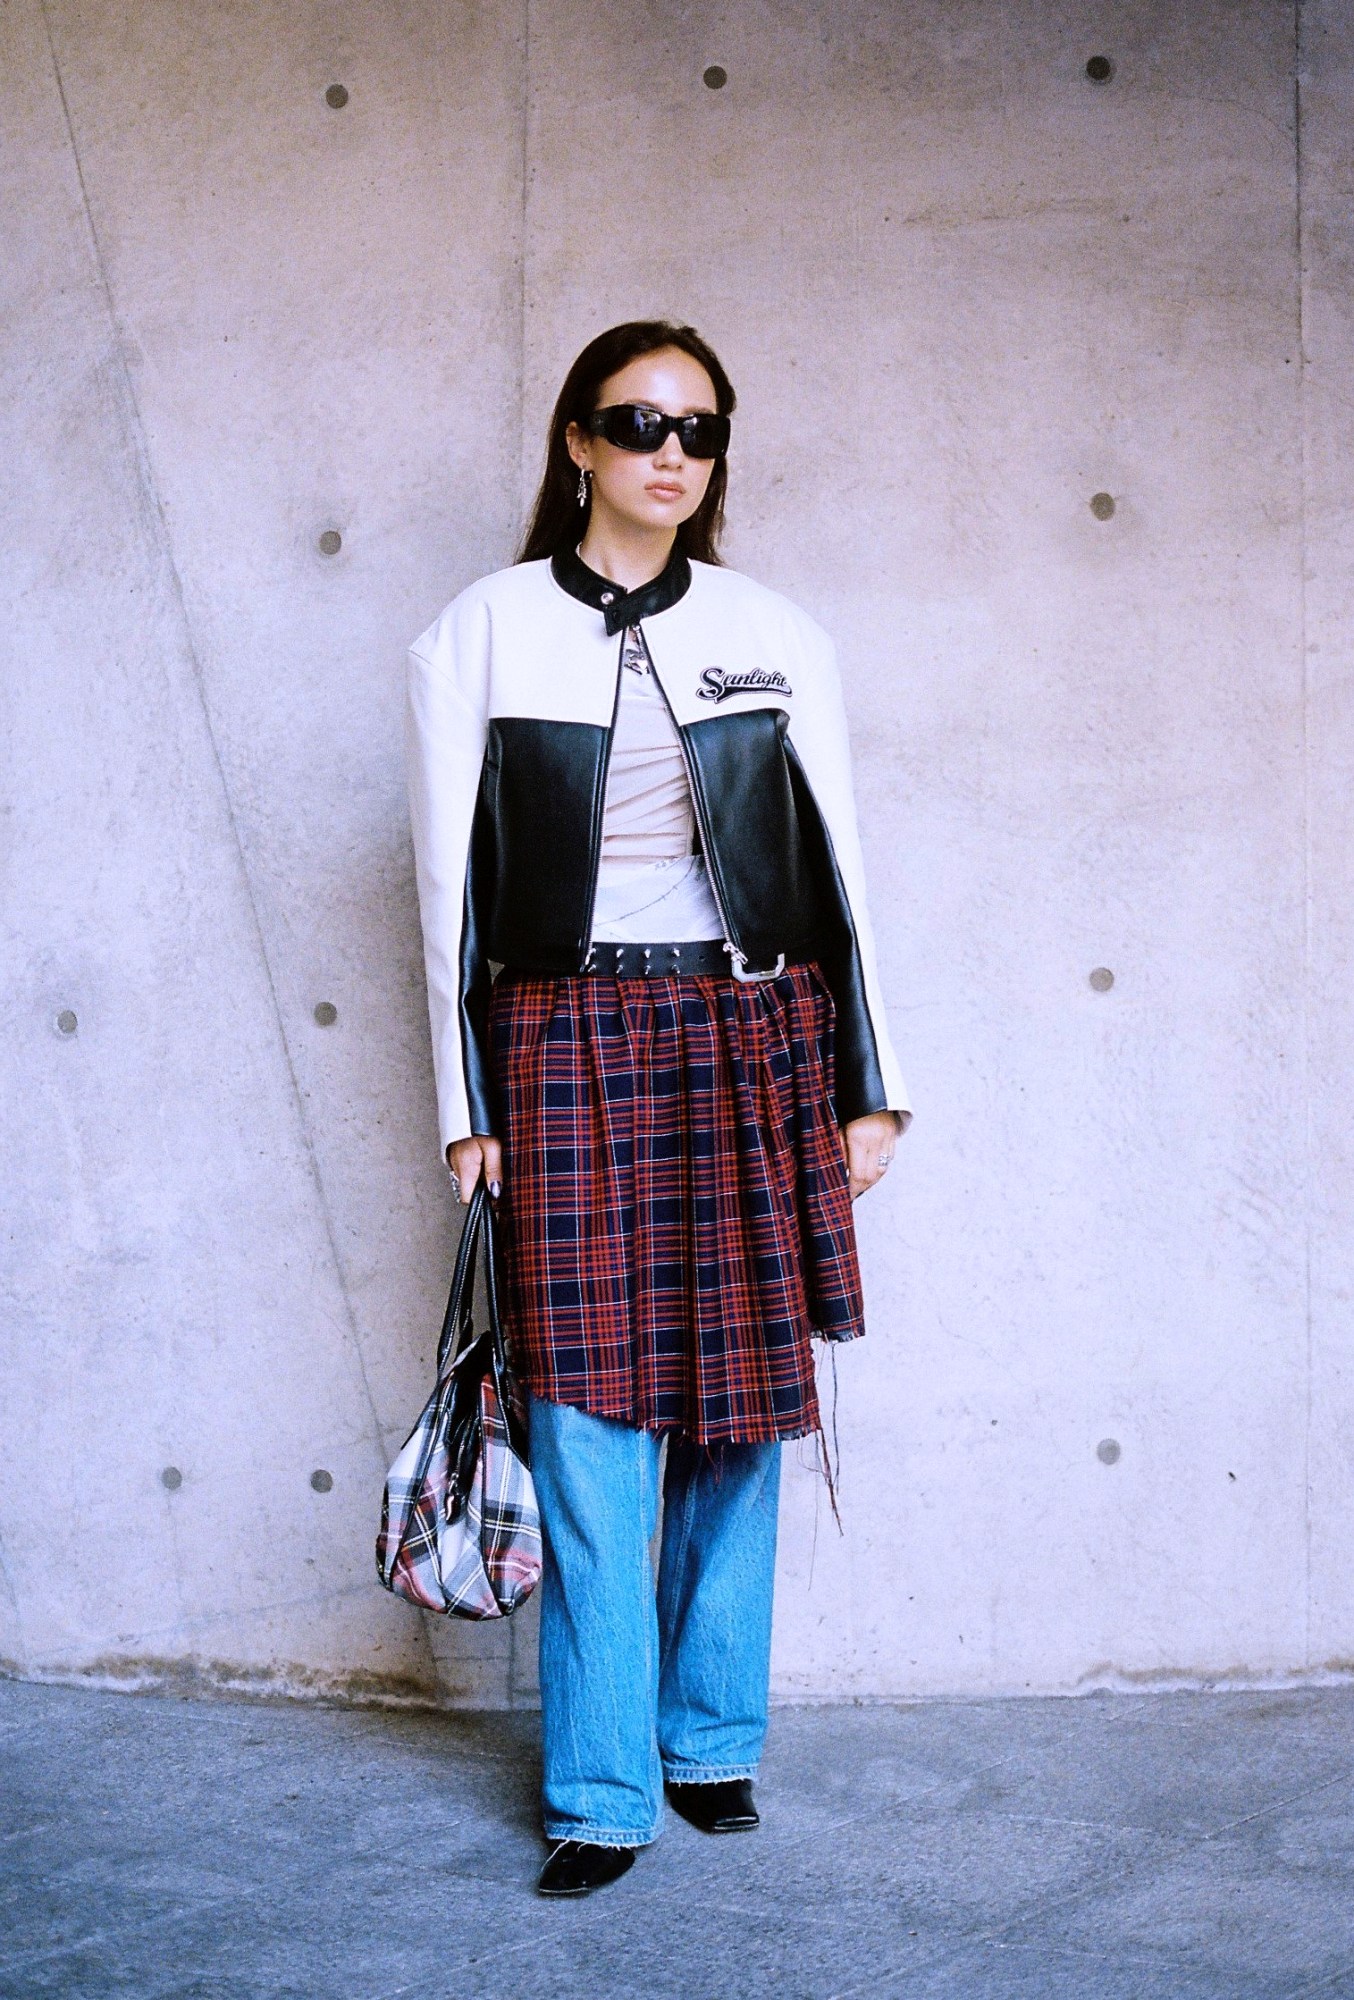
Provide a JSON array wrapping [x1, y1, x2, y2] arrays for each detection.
[[448, 1169, 460, 1193], [879, 1155, 893, 1169]]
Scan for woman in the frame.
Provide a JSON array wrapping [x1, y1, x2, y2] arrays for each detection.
[[406, 321, 909, 1897]]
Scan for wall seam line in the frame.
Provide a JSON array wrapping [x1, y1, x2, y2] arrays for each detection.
[[517, 0, 532, 528], [35, 1, 393, 1481], [1294, 0, 1314, 1673]]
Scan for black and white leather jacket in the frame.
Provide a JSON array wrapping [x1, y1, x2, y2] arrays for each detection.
[[406, 545, 910, 1153]]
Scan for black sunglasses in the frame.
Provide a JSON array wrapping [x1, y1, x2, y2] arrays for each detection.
[[587, 403, 731, 459]]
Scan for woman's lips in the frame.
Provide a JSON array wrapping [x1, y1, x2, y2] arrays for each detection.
[[647, 481, 684, 499]]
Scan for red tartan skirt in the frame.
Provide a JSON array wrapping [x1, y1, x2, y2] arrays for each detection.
[[486, 959, 864, 1446]]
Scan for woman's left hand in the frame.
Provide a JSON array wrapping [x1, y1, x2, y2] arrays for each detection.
[[840, 1110, 901, 1200]]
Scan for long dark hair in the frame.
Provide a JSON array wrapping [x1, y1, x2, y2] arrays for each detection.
[[517, 320, 737, 566]]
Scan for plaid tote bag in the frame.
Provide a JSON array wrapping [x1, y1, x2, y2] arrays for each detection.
[[376, 1182, 541, 1618]]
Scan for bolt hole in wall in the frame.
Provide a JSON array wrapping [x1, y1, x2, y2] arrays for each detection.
[[54, 1009, 78, 1036], [324, 83, 348, 108], [163, 1465, 333, 1492], [313, 1001, 338, 1026], [1085, 54, 1113, 83], [317, 529, 342, 556], [1089, 967, 1114, 992], [1089, 491, 1116, 520], [702, 65, 727, 89], [1097, 1440, 1122, 1465]]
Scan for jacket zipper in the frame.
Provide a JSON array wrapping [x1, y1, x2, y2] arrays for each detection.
[[578, 631, 627, 958], [637, 626, 743, 957]]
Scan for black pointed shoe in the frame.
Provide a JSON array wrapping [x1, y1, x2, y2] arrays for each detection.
[[537, 1839, 637, 1897], [665, 1777, 759, 1833]]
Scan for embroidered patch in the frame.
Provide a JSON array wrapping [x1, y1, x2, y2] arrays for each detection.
[[696, 665, 792, 703]]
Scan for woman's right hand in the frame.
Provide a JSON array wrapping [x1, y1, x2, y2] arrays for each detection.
[[446, 1134, 504, 1207]]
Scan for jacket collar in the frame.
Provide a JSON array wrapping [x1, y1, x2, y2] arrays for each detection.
[[551, 543, 692, 636]]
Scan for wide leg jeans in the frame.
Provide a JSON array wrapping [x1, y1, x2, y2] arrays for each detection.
[[527, 1395, 782, 1849]]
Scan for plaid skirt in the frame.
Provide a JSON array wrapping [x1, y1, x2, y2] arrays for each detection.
[[486, 959, 864, 1446]]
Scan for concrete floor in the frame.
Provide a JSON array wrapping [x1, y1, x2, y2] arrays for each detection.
[[2, 1681, 1354, 1998]]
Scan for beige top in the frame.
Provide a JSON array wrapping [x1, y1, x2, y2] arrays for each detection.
[[590, 628, 725, 943], [600, 629, 696, 861]]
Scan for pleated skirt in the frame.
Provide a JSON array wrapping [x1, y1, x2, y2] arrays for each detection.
[[486, 959, 864, 1446]]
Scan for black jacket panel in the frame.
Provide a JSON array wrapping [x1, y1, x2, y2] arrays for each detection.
[[682, 708, 823, 963], [485, 716, 610, 967]]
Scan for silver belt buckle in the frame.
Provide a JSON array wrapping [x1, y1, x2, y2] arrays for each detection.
[[725, 943, 786, 984]]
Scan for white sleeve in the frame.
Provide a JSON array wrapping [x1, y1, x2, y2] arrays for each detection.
[[405, 592, 493, 1155]]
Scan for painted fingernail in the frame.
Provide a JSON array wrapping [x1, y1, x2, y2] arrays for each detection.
[[489, 1180, 502, 1198]]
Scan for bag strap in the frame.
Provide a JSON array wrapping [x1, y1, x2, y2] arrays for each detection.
[[435, 1180, 490, 1378], [481, 1188, 507, 1377], [478, 1191, 530, 1459], [432, 1182, 529, 1455]]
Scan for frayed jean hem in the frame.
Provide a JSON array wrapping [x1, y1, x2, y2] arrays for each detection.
[[543, 1825, 656, 1850], [662, 1761, 758, 1784]]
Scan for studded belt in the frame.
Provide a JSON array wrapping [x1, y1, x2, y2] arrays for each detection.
[[564, 940, 793, 981]]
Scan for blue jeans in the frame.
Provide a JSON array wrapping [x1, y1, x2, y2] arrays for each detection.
[[528, 1395, 782, 1848]]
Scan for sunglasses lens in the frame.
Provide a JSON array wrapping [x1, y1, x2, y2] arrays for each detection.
[[680, 414, 731, 459], [598, 405, 667, 451]]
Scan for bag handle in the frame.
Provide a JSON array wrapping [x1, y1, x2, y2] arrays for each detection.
[[433, 1179, 528, 1452], [434, 1180, 515, 1373], [480, 1186, 508, 1377], [477, 1186, 529, 1458], [435, 1179, 490, 1378]]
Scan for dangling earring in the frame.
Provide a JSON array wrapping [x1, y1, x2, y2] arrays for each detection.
[[577, 467, 589, 507]]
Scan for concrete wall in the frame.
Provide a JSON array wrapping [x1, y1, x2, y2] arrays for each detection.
[[2, 0, 1350, 1708]]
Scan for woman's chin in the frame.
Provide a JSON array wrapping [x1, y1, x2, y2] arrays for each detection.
[[613, 501, 695, 535]]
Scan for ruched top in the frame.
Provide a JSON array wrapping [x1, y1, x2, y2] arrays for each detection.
[[590, 628, 725, 943]]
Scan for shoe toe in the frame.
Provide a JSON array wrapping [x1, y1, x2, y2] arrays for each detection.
[[666, 1778, 759, 1834], [537, 1839, 637, 1896]]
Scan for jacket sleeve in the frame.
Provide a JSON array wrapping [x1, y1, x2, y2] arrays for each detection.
[[783, 620, 912, 1131], [405, 592, 497, 1158]]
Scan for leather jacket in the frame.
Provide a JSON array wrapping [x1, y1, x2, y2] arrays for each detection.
[[406, 545, 910, 1152]]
